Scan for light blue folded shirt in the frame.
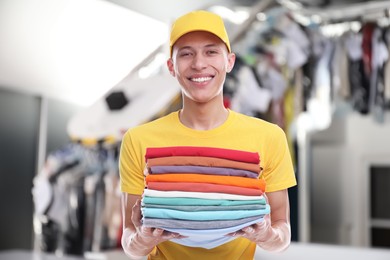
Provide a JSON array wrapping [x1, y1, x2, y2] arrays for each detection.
[[168, 217, 264, 249]]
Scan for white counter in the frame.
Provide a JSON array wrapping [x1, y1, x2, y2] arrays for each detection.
[[1, 243, 390, 260], [255, 242, 390, 260]]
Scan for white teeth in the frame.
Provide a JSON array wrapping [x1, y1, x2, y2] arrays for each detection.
[[191, 77, 212, 82]]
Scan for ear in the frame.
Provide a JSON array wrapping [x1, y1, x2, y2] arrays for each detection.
[[226, 52, 236, 73], [167, 58, 176, 77]]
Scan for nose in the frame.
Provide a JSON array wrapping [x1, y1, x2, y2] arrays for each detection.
[[191, 53, 207, 70]]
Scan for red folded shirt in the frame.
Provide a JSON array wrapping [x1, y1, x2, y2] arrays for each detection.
[[145, 146, 260, 164]]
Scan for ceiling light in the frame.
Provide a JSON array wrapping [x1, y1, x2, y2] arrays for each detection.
[[209, 5, 249, 24], [256, 12, 267, 22]]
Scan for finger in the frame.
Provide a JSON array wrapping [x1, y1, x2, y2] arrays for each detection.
[[262, 213, 271, 223], [144, 164, 150, 176], [152, 228, 164, 237], [263, 193, 269, 203], [131, 199, 142, 228], [162, 232, 185, 240], [150, 229, 185, 241], [242, 226, 255, 234], [226, 230, 244, 237], [251, 218, 269, 232], [174, 235, 189, 239]]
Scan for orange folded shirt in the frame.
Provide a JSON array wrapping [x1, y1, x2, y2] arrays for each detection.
[[145, 174, 266, 191]]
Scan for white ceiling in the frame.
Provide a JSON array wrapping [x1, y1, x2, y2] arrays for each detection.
[[0, 0, 169, 106], [1, 0, 390, 106], [108, 0, 265, 20]]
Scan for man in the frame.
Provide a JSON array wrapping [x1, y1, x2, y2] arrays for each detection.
[[120, 10, 297, 260]]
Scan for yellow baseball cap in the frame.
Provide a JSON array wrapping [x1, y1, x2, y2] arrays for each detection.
[[169, 10, 231, 57]]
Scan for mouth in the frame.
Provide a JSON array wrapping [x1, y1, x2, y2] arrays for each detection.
[[189, 76, 213, 83]]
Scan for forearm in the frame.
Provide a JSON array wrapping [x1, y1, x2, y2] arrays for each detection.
[[121, 228, 156, 259], [256, 221, 291, 252]]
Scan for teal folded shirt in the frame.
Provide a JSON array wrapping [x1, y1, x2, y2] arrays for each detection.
[[143, 203, 266, 211]]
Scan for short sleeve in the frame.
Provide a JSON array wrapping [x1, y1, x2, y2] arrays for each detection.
[[119, 130, 145, 195], [262, 125, 297, 192]]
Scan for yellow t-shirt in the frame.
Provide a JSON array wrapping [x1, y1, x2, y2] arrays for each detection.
[[119, 109, 297, 260]]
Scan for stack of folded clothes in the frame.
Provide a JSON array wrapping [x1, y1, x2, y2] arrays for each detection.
[[141, 146, 270, 249]]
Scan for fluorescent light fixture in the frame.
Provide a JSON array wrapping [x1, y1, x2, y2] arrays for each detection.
[[276, 0, 302, 11], [209, 5, 249, 24], [256, 12, 267, 22]]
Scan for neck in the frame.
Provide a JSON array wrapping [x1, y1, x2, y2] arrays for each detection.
[[179, 99, 229, 131]]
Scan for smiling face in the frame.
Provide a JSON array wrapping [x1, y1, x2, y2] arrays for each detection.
[[167, 31, 235, 105]]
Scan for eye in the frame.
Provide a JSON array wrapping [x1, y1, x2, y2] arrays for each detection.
[[206, 49, 219, 55], [179, 51, 192, 57]]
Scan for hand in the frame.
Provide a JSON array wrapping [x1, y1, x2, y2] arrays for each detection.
[[226, 191, 291, 252], [226, 193, 273, 243], [226, 214, 272, 244], [131, 200, 186, 247]]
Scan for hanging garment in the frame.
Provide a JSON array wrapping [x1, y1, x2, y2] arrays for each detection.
[[362, 23, 376, 77], [345, 31, 367, 113], [259, 63, 288, 101], [103, 174, 122, 247], [349, 58, 370, 114], [230, 65, 272, 116], [82, 174, 98, 252], [63, 179, 85, 255], [332, 33, 351, 100], [354, 22, 376, 114], [370, 27, 389, 123], [384, 28, 390, 108]]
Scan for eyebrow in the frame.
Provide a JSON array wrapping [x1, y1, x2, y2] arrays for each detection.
[[178, 43, 221, 52]]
